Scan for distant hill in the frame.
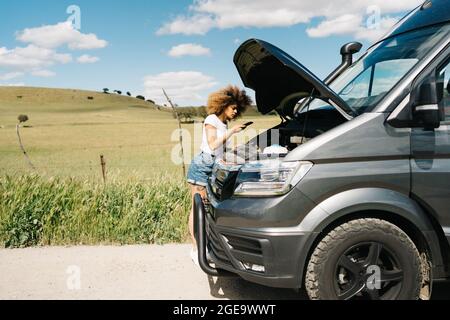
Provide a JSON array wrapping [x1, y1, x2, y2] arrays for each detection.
[[0, 86, 266, 119], [0, 86, 162, 113]]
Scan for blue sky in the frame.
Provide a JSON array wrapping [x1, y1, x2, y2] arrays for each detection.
[[0, 0, 421, 106]]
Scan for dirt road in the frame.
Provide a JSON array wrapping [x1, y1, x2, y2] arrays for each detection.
[[1, 244, 449, 300]]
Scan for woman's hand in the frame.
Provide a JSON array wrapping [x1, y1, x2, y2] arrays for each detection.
[[230, 124, 246, 134], [206, 123, 247, 151]]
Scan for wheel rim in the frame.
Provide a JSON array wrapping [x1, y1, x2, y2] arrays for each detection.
[[334, 242, 404, 300]]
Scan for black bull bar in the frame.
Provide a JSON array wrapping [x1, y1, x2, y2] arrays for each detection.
[[193, 193, 236, 277]]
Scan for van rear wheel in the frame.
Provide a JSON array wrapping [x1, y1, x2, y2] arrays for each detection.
[[305, 218, 422, 300]]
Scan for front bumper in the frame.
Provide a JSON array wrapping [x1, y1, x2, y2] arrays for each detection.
[[193, 194, 315, 289]]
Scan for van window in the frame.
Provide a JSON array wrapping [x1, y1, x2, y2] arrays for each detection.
[[298, 24, 450, 116], [371, 59, 417, 96], [437, 60, 450, 122], [338, 59, 417, 110]]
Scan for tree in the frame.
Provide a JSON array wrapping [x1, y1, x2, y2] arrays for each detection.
[[16, 115, 35, 169], [102, 88, 109, 94], [126, 92, 131, 96], [136, 95, 145, 100], [114, 90, 122, 95], [18, 115, 29, 123], [179, 111, 194, 123], [196, 107, 208, 119]]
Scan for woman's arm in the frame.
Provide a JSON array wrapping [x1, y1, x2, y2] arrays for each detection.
[[205, 124, 245, 151]]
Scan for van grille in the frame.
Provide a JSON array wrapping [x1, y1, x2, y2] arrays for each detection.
[[206, 219, 266, 268], [206, 222, 232, 266], [222, 234, 262, 255]]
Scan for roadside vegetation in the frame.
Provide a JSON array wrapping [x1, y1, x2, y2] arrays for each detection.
[[0, 174, 190, 248]]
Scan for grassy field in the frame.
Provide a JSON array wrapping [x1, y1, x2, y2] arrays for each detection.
[[0, 86, 280, 247], [0, 87, 280, 180]]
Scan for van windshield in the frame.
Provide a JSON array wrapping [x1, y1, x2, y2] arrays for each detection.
[[299, 24, 450, 116]]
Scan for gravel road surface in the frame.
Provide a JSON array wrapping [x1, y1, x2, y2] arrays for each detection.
[[1, 244, 449, 300]]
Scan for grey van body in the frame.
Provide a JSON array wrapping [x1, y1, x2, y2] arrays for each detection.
[[194, 0, 450, 299]]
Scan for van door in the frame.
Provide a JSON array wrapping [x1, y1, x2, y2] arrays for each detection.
[[411, 58, 450, 236]]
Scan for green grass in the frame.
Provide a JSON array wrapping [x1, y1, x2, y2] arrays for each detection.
[[0, 174, 190, 248], [0, 86, 280, 247]]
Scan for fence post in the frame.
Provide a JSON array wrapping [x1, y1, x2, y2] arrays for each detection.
[[162, 88, 186, 177], [100, 155, 106, 184]]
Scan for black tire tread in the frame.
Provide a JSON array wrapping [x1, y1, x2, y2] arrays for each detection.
[[305, 218, 422, 300]]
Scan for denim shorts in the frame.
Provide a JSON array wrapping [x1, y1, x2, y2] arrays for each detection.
[[187, 152, 216, 187]]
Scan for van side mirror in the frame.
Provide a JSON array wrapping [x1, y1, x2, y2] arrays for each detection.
[[411, 74, 445, 129], [387, 73, 445, 129]]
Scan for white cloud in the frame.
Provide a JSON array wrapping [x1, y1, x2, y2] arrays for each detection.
[[77, 54, 100, 64], [31, 70, 56, 77], [0, 21, 107, 79], [354, 16, 400, 41], [157, 15, 216, 36], [168, 43, 211, 57], [0, 83, 25, 87], [0, 72, 24, 81], [17, 21, 108, 50], [307, 14, 399, 41], [157, 0, 422, 40], [0, 45, 72, 70], [307, 14, 363, 38], [143, 71, 218, 106]]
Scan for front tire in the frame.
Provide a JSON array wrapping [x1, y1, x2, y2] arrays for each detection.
[[305, 218, 422, 300]]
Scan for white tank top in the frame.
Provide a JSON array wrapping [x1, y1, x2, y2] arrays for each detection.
[[200, 114, 229, 159]]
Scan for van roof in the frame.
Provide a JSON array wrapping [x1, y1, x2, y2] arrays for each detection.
[[381, 0, 450, 41]]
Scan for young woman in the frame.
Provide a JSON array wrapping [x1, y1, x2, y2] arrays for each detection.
[[186, 85, 253, 265]]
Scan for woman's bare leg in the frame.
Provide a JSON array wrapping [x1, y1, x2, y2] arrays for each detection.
[[189, 184, 207, 248]]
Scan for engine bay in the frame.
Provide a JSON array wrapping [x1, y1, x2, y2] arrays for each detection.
[[227, 106, 347, 163]]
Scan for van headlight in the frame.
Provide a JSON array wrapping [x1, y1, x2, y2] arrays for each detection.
[[234, 160, 313, 197]]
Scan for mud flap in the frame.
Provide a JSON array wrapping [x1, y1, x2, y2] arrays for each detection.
[[419, 252, 432, 300]]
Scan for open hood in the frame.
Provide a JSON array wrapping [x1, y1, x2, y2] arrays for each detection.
[[234, 39, 355, 118]]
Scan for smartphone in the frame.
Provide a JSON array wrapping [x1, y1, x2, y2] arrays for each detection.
[[243, 121, 254, 127]]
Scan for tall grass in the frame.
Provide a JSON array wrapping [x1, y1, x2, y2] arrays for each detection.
[[0, 174, 191, 248]]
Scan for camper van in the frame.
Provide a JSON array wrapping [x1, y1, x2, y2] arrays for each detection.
[[194, 0, 450, 300]]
